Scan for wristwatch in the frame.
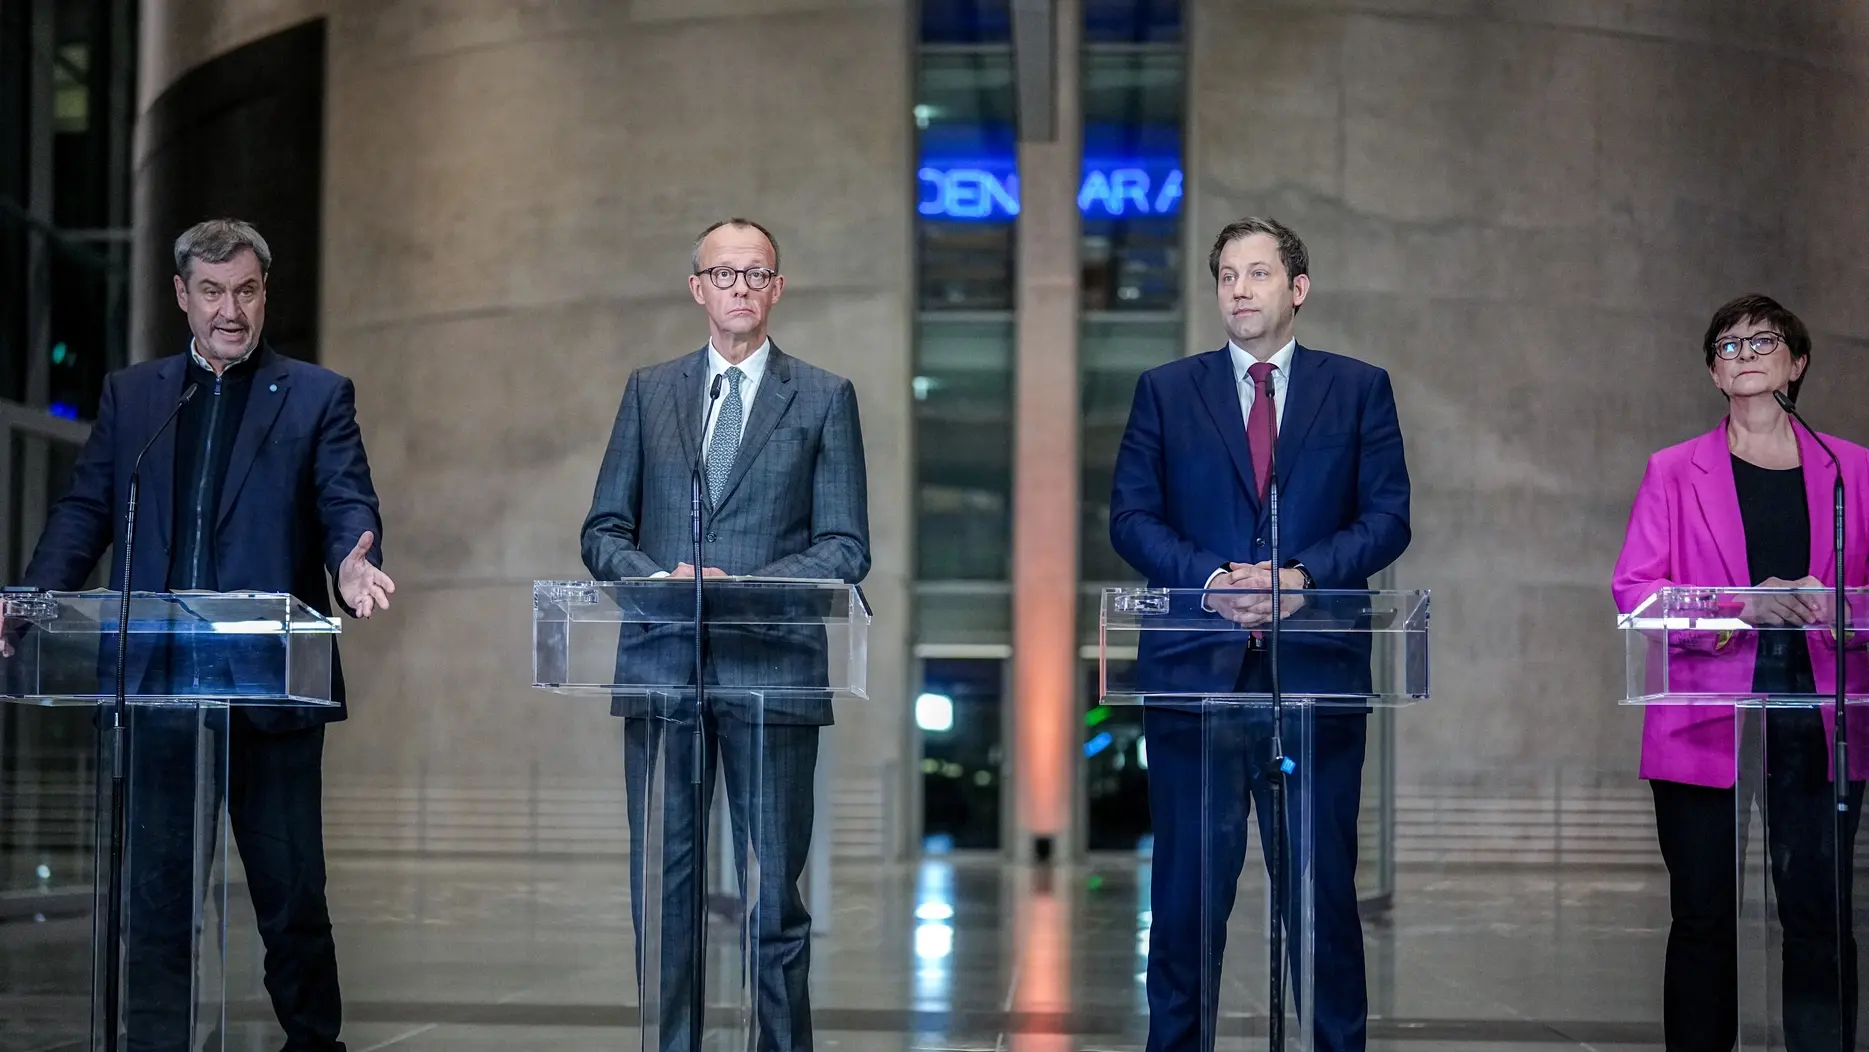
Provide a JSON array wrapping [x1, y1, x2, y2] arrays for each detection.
[[1283, 560, 1315, 589]]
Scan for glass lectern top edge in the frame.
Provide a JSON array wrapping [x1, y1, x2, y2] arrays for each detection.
[[2, 590, 340, 632]]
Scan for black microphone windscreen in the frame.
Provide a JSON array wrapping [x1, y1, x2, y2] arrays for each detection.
[[710, 374, 723, 399]]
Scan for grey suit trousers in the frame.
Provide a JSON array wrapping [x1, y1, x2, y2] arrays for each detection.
[[626, 707, 819, 1052]]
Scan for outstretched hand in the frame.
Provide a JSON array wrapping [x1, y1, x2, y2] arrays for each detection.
[[337, 531, 395, 618]]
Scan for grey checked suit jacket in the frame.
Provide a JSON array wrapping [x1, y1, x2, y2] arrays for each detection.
[[580, 344, 871, 725]]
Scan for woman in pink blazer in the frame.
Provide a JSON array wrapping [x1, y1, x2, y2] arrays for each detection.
[[1613, 294, 1869, 1051]]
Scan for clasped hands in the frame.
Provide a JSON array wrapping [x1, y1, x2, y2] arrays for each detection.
[[1741, 575, 1830, 627], [669, 563, 727, 579], [1206, 561, 1307, 628]]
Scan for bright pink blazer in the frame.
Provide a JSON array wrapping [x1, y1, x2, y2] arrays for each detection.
[[1613, 423, 1869, 787]]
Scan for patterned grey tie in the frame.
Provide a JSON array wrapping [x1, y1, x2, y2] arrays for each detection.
[[706, 366, 745, 506]]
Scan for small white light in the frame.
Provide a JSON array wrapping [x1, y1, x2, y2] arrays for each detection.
[[35, 864, 51, 880], [914, 921, 954, 960], [915, 693, 954, 733], [914, 902, 954, 921]]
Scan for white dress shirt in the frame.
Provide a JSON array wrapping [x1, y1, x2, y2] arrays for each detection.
[[702, 339, 771, 459], [650, 339, 771, 577], [1205, 338, 1299, 594], [1230, 337, 1295, 435]]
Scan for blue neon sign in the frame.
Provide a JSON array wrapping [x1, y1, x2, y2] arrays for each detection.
[[918, 160, 1182, 221], [918, 165, 1021, 219], [918, 121, 1181, 222]]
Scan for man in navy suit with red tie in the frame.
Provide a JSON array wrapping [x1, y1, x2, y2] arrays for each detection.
[[1110, 217, 1411, 1052]]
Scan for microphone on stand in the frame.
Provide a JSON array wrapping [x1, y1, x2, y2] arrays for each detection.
[[1774, 389, 1853, 1050], [1263, 372, 1293, 1052], [683, 371, 723, 1052], [102, 380, 196, 1052]]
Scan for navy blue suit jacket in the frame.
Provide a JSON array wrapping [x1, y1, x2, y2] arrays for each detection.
[[1109, 343, 1411, 698], [22, 345, 383, 730]]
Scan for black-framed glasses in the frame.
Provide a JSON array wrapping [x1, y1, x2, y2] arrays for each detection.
[[1714, 332, 1785, 359], [696, 265, 776, 290]]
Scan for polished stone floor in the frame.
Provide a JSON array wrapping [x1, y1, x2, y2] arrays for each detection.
[[0, 853, 1701, 1052]]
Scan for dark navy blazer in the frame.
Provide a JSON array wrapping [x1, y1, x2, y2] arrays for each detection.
[[1109, 343, 1412, 698], [22, 345, 383, 730]]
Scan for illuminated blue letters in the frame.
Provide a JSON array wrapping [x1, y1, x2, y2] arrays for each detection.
[[920, 158, 1183, 221], [919, 167, 1021, 219]]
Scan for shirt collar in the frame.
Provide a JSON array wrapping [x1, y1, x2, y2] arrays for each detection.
[[706, 339, 772, 390], [189, 338, 258, 374], [1228, 338, 1296, 384]]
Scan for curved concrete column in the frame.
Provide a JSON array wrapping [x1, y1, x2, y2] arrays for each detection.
[[138, 0, 915, 860]]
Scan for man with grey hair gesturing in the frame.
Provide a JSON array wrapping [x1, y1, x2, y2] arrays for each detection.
[[582, 217, 870, 1052], [16, 218, 390, 1051]]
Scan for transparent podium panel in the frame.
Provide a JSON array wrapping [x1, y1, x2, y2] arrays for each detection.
[[533, 579, 867, 698], [532, 580, 871, 1052], [110, 705, 234, 1052], [1102, 587, 1431, 1052], [1621, 587, 1869, 1050], [1, 590, 340, 706], [0, 590, 337, 1052]]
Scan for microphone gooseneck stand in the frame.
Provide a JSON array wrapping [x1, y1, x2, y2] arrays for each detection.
[[1265, 447, 1294, 1052], [102, 382, 196, 1052], [1775, 390, 1852, 1052], [684, 374, 724, 1052]]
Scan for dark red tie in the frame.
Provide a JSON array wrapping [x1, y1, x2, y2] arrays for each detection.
[[1246, 361, 1277, 499]]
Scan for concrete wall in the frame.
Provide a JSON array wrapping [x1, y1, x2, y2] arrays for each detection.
[[138, 0, 916, 857], [137, 0, 1869, 853], [1186, 0, 1869, 795]]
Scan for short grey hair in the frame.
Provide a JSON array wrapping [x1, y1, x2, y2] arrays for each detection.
[[690, 217, 780, 275], [173, 218, 272, 278]]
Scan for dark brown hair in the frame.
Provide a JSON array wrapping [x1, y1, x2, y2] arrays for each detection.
[[1703, 294, 1811, 403]]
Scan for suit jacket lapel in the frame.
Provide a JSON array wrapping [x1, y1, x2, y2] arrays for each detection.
[[144, 355, 188, 552], [1797, 423, 1839, 583], [1689, 425, 1749, 584], [1274, 345, 1334, 492], [676, 347, 706, 472], [1192, 350, 1260, 511], [216, 350, 292, 527], [713, 345, 796, 511]]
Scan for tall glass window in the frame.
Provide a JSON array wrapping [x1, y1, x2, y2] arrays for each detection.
[[1077, 21, 1184, 586], [1078, 0, 1184, 852], [915, 9, 1017, 587], [0, 0, 136, 913], [915, 0, 1016, 854]]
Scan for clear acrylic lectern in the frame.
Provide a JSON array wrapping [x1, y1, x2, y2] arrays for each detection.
[[1622, 585, 1869, 1050], [1101, 586, 1431, 1052], [0, 589, 338, 1052], [532, 578, 870, 1052]]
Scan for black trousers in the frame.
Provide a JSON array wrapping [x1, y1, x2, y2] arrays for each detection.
[[624, 711, 820, 1052], [120, 709, 343, 1052], [1652, 709, 1864, 1052]]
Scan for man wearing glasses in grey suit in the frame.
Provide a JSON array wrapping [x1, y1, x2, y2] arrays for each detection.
[[580, 217, 871, 1052]]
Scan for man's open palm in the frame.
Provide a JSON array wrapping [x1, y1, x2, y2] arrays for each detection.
[[337, 531, 394, 617]]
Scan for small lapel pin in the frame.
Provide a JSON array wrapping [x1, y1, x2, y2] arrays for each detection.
[[269, 383, 278, 392]]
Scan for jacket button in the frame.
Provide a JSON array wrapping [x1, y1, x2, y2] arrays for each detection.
[[1254, 537, 1263, 547], [707, 534, 718, 543]]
